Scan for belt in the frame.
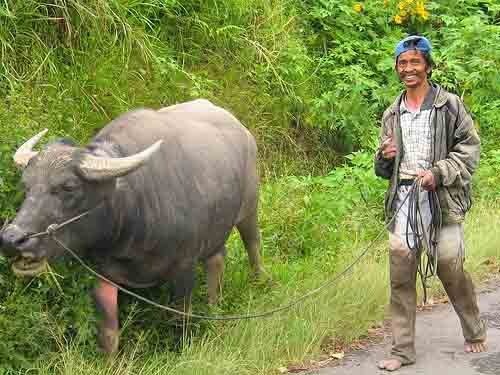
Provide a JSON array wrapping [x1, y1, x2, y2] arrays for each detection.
[[398, 178, 415, 186]]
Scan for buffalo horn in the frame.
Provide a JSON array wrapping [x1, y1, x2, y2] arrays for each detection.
[[13, 129, 48, 167], [78, 140, 163, 181]]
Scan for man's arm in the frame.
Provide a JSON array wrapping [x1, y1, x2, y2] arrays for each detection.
[[430, 101, 480, 188]]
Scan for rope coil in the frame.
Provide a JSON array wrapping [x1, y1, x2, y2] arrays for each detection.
[[403, 178, 442, 303]]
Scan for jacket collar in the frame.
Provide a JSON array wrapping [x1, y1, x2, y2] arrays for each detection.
[[388, 82, 448, 115]]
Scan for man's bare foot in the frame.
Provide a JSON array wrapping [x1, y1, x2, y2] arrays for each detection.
[[464, 340, 487, 353], [377, 358, 403, 371]]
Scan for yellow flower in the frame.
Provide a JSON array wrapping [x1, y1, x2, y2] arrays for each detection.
[[399, 1, 406, 10], [394, 15, 403, 24], [353, 2, 363, 12], [420, 10, 429, 20], [400, 10, 407, 17], [410, 9, 416, 15]]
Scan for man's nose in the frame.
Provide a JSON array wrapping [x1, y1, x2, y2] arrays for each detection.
[[403, 64, 416, 73], [0, 224, 29, 255]]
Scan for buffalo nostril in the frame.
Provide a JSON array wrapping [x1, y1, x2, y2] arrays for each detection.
[[1, 225, 29, 250], [13, 236, 29, 247]]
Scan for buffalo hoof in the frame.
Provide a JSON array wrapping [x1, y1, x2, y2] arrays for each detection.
[[97, 327, 120, 355]]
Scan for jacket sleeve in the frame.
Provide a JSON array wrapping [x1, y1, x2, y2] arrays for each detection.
[[430, 99, 480, 188], [374, 114, 394, 180]]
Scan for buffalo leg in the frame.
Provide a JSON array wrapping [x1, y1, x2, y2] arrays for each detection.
[[93, 279, 119, 354], [205, 250, 225, 305], [236, 211, 263, 276], [169, 268, 197, 350], [171, 267, 196, 319]]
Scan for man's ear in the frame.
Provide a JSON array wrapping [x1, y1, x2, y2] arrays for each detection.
[[425, 61, 432, 74]]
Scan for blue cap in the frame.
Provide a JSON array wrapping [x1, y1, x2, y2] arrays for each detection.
[[395, 35, 432, 59]]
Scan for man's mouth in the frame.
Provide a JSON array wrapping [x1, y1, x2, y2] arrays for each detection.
[[12, 255, 48, 277]]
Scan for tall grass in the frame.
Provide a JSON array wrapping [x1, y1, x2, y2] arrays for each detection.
[[0, 1, 168, 80], [0, 0, 331, 186]]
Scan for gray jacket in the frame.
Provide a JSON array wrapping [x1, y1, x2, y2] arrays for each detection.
[[374, 83, 481, 227]]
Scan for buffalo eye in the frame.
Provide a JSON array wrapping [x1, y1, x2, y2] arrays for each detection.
[[50, 182, 79, 195], [62, 183, 77, 192]]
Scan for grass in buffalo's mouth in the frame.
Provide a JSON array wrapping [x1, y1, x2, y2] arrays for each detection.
[[12, 256, 47, 276]]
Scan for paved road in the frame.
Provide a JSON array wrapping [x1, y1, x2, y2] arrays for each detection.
[[309, 280, 500, 375]]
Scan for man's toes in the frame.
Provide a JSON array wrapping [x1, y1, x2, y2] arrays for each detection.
[[465, 341, 487, 353], [474, 342, 487, 353], [387, 361, 403, 371], [377, 359, 402, 371]]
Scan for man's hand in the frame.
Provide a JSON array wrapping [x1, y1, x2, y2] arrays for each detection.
[[380, 137, 397, 160], [417, 170, 437, 191]]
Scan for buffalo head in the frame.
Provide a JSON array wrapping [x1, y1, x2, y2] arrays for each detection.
[[0, 129, 162, 277]]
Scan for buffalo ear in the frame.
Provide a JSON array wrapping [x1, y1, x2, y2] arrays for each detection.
[[76, 140, 163, 181]]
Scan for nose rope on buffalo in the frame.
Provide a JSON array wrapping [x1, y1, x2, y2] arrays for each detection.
[[21, 177, 439, 321]]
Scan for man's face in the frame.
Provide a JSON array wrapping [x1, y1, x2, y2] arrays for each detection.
[[395, 50, 430, 89]]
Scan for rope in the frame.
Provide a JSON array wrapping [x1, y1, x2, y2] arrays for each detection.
[[51, 229, 378, 321], [12, 176, 443, 321], [402, 179, 442, 303], [28, 209, 96, 239], [15, 189, 414, 321]]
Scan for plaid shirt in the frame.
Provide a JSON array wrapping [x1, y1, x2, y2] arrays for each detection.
[[399, 86, 436, 179]]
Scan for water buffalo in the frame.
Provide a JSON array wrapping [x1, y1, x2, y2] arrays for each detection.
[[0, 99, 263, 353]]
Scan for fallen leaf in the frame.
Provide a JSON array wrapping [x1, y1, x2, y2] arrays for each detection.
[[367, 328, 384, 336], [351, 341, 368, 350], [482, 257, 497, 266], [287, 365, 310, 373], [435, 296, 449, 304], [330, 351, 345, 360]]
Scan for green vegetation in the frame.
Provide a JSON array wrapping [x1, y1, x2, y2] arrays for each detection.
[[0, 0, 499, 373]]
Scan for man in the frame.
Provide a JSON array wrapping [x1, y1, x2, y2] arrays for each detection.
[[374, 35, 487, 371]]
